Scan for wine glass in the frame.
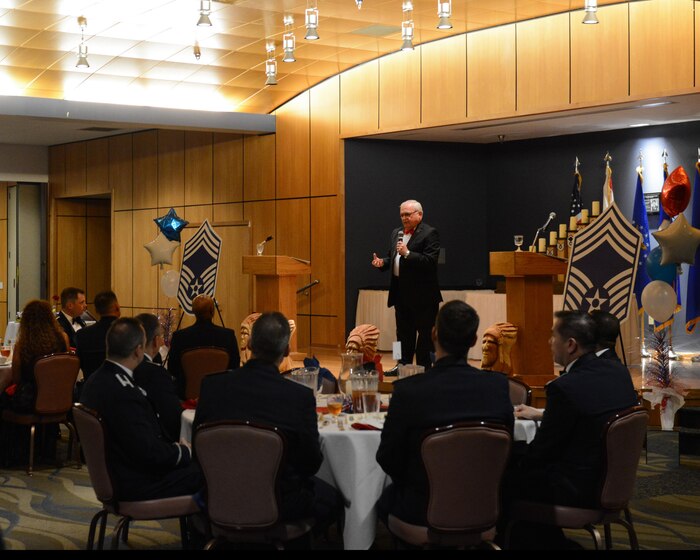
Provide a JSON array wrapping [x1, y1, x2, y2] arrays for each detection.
[[514, 234, 524, 251], [327, 394, 344, 424]]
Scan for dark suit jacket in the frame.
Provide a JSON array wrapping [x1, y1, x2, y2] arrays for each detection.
[[380, 221, 442, 309], [76, 315, 118, 380], [193, 359, 323, 519], [376, 356, 515, 524], [80, 360, 195, 501], [167, 319, 240, 399], [134, 356, 182, 442], [56, 312, 84, 349], [598, 347, 621, 362], [520, 351, 638, 506]]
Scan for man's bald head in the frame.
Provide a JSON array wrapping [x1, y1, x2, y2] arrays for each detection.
[[192, 294, 215, 321]]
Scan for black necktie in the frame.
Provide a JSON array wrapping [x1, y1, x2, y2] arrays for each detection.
[[73, 317, 82, 326]]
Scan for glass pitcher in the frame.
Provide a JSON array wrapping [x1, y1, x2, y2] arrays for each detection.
[[339, 352, 363, 393]]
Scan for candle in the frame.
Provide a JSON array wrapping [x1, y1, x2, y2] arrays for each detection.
[[592, 201, 600, 216], [549, 231, 557, 245], [559, 224, 567, 238], [569, 216, 578, 230], [538, 238, 546, 252]]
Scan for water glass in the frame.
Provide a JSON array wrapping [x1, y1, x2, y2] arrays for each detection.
[[397, 364, 425, 379], [361, 391, 381, 418], [290, 367, 319, 396], [349, 369, 378, 413]]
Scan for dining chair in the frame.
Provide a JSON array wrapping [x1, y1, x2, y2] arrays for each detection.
[[1, 352, 80, 475], [72, 404, 200, 550], [507, 377, 532, 407], [503, 405, 649, 550], [387, 421, 512, 550], [194, 420, 315, 550], [180, 346, 230, 400]]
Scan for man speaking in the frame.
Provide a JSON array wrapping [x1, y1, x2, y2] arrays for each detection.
[[371, 200, 441, 369]]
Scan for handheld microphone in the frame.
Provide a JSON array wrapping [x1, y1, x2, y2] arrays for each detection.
[[256, 235, 274, 256]]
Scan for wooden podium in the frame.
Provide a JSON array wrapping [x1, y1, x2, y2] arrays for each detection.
[[242, 255, 311, 352], [489, 251, 568, 386]]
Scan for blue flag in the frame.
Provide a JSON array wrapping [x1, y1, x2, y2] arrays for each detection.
[[686, 162, 700, 333], [177, 220, 222, 315], [632, 170, 652, 312]]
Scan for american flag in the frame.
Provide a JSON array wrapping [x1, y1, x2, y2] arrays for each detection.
[[570, 170, 583, 222]]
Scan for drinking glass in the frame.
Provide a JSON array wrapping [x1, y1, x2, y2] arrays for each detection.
[[1, 346, 11, 359], [514, 234, 524, 251], [326, 394, 344, 423], [361, 391, 381, 418]]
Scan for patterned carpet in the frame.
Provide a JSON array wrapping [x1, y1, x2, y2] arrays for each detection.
[[0, 430, 698, 550]]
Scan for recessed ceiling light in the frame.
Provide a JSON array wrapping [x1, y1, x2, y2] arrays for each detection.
[[637, 101, 673, 109], [629, 123, 650, 128]]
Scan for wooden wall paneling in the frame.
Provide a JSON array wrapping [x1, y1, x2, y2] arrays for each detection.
[[49, 145, 66, 199], [243, 200, 276, 258], [630, 0, 695, 97], [133, 131, 158, 209], [379, 48, 421, 131], [86, 198, 110, 217], [110, 135, 133, 211], [0, 183, 6, 309], [132, 209, 159, 308], [207, 222, 251, 341], [517, 13, 570, 114], [340, 60, 379, 137], [185, 131, 213, 206], [571, 4, 629, 105], [213, 203, 244, 223], [311, 316, 341, 348], [86, 137, 110, 196], [0, 182, 7, 219], [467, 24, 516, 119], [213, 133, 243, 204], [113, 211, 133, 307], [0, 302, 6, 338], [86, 215, 111, 299], [56, 216, 87, 295], [276, 198, 310, 315], [158, 130, 185, 208], [64, 142, 87, 197], [296, 314, 310, 353], [421, 34, 467, 125], [310, 76, 340, 197], [310, 196, 341, 316], [276, 92, 310, 199], [243, 135, 276, 201], [54, 198, 86, 216], [697, 1, 700, 89]]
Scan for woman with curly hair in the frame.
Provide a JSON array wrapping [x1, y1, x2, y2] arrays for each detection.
[[4, 299, 69, 413]]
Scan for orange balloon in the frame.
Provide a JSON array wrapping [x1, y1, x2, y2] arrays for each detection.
[[660, 166, 691, 218]]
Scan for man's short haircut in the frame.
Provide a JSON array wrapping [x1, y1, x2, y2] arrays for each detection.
[[192, 294, 215, 321], [554, 310, 597, 352], [401, 199, 423, 213], [249, 311, 291, 364], [590, 310, 620, 350], [94, 290, 118, 316], [135, 313, 161, 346], [435, 300, 479, 357], [60, 287, 84, 307], [106, 318, 145, 360]]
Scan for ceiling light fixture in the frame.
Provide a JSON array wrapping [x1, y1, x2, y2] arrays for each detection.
[[283, 15, 296, 62], [193, 42, 202, 61], [437, 0, 452, 30], [401, 2, 414, 51], [265, 42, 278, 86], [356, 0, 363, 9], [76, 16, 89, 68], [305, 0, 319, 40], [582, 0, 599, 24], [197, 0, 213, 27]]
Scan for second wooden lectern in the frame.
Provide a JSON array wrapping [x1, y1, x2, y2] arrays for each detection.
[[489, 251, 567, 385], [242, 255, 311, 352]]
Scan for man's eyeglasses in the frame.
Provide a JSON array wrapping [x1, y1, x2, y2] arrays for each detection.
[[400, 210, 418, 218]]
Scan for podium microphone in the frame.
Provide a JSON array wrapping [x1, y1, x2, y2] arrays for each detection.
[[256, 235, 273, 256], [531, 211, 556, 251]]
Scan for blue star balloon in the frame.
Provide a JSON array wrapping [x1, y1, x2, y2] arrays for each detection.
[[154, 208, 188, 242]]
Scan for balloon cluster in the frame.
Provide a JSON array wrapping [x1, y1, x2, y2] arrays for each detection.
[[144, 208, 189, 299], [642, 166, 700, 323]]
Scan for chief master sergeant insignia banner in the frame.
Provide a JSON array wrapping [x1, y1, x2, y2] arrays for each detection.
[[177, 219, 222, 315], [563, 202, 642, 321]]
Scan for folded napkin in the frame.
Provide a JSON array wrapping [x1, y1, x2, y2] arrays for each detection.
[[351, 422, 382, 431]]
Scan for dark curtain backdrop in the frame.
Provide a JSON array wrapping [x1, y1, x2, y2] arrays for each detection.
[[345, 121, 700, 349]]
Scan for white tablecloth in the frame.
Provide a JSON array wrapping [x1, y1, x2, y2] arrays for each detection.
[[180, 409, 536, 550], [355, 289, 641, 365]]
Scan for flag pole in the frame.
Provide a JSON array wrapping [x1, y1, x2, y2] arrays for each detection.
[[637, 150, 650, 359]]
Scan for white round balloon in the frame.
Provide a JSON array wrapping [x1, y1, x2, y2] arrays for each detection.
[[161, 269, 180, 298], [641, 280, 676, 323]]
